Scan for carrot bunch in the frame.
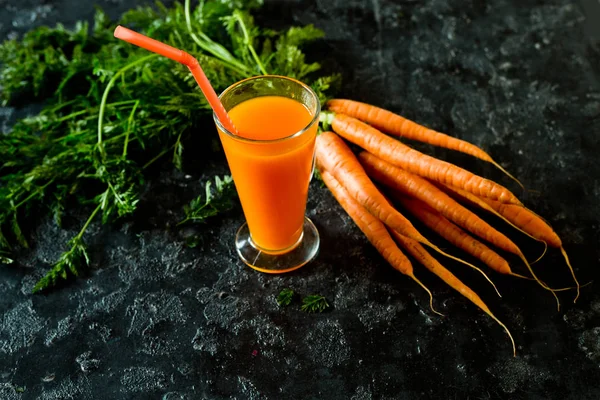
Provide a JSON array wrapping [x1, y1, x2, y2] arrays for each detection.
[[317, 99, 580, 356]]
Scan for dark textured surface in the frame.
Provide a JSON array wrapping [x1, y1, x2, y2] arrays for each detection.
[[2, 0, 600, 399]]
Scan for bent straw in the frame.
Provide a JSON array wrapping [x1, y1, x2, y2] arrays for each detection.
[[113, 25, 237, 134]]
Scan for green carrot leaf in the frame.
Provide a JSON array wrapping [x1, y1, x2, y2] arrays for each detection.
[[301, 294, 330, 313], [277, 288, 294, 306], [180, 175, 237, 225]]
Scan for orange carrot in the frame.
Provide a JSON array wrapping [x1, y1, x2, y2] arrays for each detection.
[[436, 183, 546, 247], [358, 151, 560, 308], [435, 183, 549, 263], [475, 197, 580, 303], [315, 131, 428, 245], [324, 112, 522, 205], [389, 229, 516, 357], [436, 182, 578, 301], [316, 132, 499, 296], [326, 99, 523, 188], [394, 195, 524, 278], [359, 151, 523, 257], [480, 200, 561, 248], [319, 169, 441, 315]]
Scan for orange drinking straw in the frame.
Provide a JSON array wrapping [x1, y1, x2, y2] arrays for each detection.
[[113, 25, 237, 134]]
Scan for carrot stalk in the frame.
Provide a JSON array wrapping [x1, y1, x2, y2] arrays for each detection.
[[324, 112, 522, 205], [389, 230, 516, 357], [326, 98, 524, 189], [316, 131, 499, 291], [319, 169, 442, 316]]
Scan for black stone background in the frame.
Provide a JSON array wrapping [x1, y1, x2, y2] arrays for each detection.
[[1, 0, 600, 399]]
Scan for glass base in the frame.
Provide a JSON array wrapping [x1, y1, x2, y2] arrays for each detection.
[[235, 217, 320, 274]]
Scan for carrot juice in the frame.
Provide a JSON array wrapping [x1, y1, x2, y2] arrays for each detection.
[[214, 76, 320, 265]]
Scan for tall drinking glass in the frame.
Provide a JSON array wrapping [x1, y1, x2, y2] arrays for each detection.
[[213, 75, 320, 273]]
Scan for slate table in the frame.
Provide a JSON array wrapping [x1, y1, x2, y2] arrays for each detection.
[[1, 0, 600, 399]]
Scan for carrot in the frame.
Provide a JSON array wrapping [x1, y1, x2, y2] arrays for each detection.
[[315, 131, 428, 245], [315, 131, 499, 287], [435, 183, 548, 263], [436, 182, 579, 301], [479, 200, 561, 248], [389, 229, 516, 357], [323, 112, 522, 205], [358, 151, 560, 308], [319, 169, 441, 315], [394, 194, 528, 279], [379, 192, 502, 296], [359, 151, 524, 257], [326, 98, 523, 189], [474, 197, 580, 303]]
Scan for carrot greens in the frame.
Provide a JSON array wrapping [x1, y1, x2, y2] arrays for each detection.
[[276, 288, 294, 307], [179, 175, 237, 226], [0, 0, 340, 292], [301, 295, 330, 313]]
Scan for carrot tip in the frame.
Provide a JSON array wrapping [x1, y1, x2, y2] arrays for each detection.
[[517, 251, 562, 311], [551, 281, 592, 292], [426, 241, 502, 298], [412, 274, 445, 317], [510, 272, 535, 281], [486, 308, 517, 357], [560, 246, 580, 304], [490, 160, 525, 194], [530, 241, 548, 265], [553, 290, 561, 312]]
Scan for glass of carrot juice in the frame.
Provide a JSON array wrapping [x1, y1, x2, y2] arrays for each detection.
[[213, 75, 321, 273]]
